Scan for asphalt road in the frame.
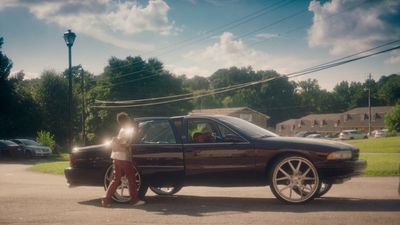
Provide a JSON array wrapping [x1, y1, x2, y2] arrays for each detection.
[[0, 162, 399, 225]]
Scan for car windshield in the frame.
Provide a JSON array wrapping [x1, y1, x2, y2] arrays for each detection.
[[218, 116, 278, 138], [19, 139, 41, 146], [1, 140, 18, 146]]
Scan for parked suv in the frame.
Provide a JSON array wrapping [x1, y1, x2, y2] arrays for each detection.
[[339, 130, 367, 140], [11, 139, 52, 158]]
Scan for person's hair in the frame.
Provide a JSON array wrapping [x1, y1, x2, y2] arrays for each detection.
[[116, 112, 130, 125]]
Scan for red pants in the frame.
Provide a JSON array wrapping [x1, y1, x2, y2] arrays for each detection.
[[103, 159, 139, 204]]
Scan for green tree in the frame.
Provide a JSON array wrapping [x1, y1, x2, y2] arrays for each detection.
[[0, 37, 41, 138], [35, 70, 69, 145], [378, 74, 400, 105], [384, 104, 400, 132], [85, 56, 193, 143]]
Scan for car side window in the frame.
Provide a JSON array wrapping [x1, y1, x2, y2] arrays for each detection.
[[137, 120, 177, 144], [217, 124, 246, 143], [188, 119, 220, 143]]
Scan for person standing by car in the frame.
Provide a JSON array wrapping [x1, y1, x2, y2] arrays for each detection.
[[101, 112, 145, 207]]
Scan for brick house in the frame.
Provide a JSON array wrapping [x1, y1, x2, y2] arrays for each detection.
[[276, 106, 393, 136], [190, 107, 270, 128]]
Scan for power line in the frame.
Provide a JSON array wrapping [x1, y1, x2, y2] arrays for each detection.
[[94, 2, 304, 88], [95, 39, 400, 104], [93, 44, 400, 108], [247, 0, 371, 47], [100, 0, 297, 73]]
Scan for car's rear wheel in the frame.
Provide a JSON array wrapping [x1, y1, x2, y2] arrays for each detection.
[[269, 155, 320, 204], [104, 165, 148, 203], [150, 185, 183, 196]]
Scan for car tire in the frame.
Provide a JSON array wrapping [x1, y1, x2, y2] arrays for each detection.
[[316, 182, 332, 197], [269, 155, 320, 204], [293, 181, 332, 198], [150, 185, 183, 196], [104, 164, 148, 203]]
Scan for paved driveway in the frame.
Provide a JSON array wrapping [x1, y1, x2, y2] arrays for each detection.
[[0, 162, 399, 225]]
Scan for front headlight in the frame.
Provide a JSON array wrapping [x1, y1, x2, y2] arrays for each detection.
[[327, 151, 352, 160]]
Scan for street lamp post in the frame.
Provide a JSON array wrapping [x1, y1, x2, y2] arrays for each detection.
[[64, 29, 76, 151], [80, 67, 86, 146]]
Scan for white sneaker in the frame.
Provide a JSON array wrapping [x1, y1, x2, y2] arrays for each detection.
[[133, 200, 145, 206]]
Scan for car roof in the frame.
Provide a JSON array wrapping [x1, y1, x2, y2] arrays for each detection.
[[136, 115, 232, 121]]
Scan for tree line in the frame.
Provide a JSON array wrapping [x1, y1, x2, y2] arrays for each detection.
[[1, 37, 399, 148]]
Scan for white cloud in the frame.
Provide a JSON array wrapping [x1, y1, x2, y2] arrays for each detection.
[[180, 32, 314, 76], [0, 0, 175, 51], [308, 0, 400, 55], [385, 51, 400, 65], [165, 64, 211, 78]]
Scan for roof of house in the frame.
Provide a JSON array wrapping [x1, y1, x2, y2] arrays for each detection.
[[345, 106, 393, 114], [190, 107, 270, 119], [300, 113, 342, 121], [277, 119, 298, 125]]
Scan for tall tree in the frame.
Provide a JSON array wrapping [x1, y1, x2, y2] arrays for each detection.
[[34, 70, 69, 145]]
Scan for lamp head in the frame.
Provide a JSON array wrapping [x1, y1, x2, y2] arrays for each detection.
[[64, 29, 76, 47]]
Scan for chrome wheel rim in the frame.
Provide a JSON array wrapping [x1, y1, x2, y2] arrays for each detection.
[[150, 187, 175, 194], [272, 156, 319, 203], [104, 165, 141, 203]]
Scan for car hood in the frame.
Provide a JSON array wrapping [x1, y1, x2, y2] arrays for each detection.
[[255, 136, 358, 152]]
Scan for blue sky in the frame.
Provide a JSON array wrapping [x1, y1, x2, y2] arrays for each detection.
[[0, 0, 399, 90]]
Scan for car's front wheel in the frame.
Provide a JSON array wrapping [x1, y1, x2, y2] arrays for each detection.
[[150, 185, 183, 196], [269, 155, 320, 204], [104, 165, 148, 203], [293, 181, 333, 198]]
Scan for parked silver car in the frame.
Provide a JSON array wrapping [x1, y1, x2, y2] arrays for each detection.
[[11, 139, 52, 158], [339, 130, 368, 140]]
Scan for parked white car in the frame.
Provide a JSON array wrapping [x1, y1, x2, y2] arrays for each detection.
[[11, 139, 52, 158], [339, 130, 368, 140], [372, 129, 388, 138]]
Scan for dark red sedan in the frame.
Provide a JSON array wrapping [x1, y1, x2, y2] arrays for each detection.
[[0, 140, 23, 158], [65, 115, 367, 204]]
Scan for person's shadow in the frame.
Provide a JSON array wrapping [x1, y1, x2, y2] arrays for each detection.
[[79, 195, 400, 217]]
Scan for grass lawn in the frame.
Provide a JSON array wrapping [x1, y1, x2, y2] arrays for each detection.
[[30, 161, 69, 175], [360, 153, 400, 176], [345, 136, 400, 176], [345, 136, 400, 153]]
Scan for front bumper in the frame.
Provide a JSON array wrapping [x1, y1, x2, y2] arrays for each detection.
[[32, 151, 51, 157], [64, 167, 106, 187], [317, 159, 367, 183]]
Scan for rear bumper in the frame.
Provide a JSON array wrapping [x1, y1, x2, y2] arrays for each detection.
[[317, 160, 367, 183], [64, 167, 106, 187]]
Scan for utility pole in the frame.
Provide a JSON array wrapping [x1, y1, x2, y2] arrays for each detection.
[[81, 67, 86, 145], [368, 73, 372, 136]]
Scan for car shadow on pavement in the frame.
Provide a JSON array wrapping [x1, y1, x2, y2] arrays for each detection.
[[79, 195, 400, 216]]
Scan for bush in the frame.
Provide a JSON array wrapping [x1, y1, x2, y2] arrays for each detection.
[[36, 130, 56, 152], [385, 104, 400, 132]]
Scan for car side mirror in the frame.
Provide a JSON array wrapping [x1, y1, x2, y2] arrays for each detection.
[[223, 134, 243, 143]]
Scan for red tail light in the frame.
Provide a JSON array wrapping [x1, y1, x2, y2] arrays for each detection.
[[69, 153, 76, 167]]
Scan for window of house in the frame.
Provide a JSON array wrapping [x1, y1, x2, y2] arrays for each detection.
[[361, 113, 368, 121], [334, 120, 340, 127], [344, 114, 352, 121], [239, 113, 253, 122]]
